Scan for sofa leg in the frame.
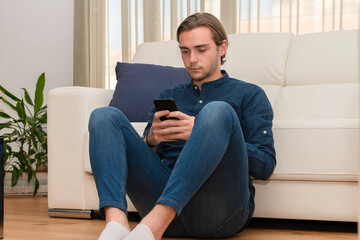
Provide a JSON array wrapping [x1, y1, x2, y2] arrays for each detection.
[[48, 209, 93, 219]]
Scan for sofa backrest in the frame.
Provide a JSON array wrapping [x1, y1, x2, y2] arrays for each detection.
[[223, 32, 294, 86], [223, 32, 294, 108], [132, 32, 295, 87], [276, 30, 359, 120], [133, 40, 184, 67], [132, 32, 295, 108], [132, 30, 359, 120], [286, 30, 358, 86]]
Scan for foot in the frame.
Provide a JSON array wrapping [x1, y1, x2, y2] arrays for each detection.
[[122, 224, 155, 240], [139, 204, 176, 240], [98, 221, 130, 240], [104, 206, 131, 231]]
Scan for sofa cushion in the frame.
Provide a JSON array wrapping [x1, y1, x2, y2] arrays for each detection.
[[109, 62, 190, 122], [273, 121, 359, 175], [258, 85, 281, 109], [274, 84, 359, 119], [132, 40, 184, 67], [223, 33, 294, 86], [286, 30, 358, 85]]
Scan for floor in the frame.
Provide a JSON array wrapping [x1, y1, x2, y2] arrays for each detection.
[[3, 197, 358, 240]]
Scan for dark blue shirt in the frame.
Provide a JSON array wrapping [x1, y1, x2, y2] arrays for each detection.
[[143, 71, 276, 214]]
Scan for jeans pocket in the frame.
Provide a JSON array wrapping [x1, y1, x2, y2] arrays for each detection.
[[212, 207, 250, 238]]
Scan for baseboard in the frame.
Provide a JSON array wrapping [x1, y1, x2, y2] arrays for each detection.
[[248, 218, 357, 233]]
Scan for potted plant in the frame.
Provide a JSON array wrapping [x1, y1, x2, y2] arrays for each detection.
[[0, 73, 47, 195]]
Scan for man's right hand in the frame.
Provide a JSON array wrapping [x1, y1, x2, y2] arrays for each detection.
[[146, 110, 195, 148]]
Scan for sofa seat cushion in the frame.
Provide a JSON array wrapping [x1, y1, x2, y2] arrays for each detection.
[[83, 118, 358, 182], [273, 118, 359, 176]]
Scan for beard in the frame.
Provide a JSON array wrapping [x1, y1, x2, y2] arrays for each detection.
[[187, 51, 220, 82]]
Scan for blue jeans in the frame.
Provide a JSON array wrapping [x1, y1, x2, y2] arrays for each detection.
[[89, 101, 251, 238]]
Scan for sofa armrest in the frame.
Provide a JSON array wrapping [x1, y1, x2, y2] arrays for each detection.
[[47, 87, 114, 210]]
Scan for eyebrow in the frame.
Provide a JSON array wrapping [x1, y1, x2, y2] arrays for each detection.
[[179, 44, 210, 50]]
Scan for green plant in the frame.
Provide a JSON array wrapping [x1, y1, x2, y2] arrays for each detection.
[[0, 73, 47, 195]]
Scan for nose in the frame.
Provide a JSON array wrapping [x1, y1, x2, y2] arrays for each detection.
[[189, 51, 198, 64]]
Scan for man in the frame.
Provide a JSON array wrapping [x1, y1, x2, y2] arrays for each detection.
[[89, 12, 276, 240]]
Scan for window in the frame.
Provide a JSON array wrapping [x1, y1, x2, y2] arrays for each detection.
[[105, 0, 359, 89]]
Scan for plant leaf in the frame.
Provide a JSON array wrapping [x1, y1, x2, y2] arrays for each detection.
[[4, 142, 12, 152], [11, 167, 19, 187], [22, 88, 34, 106], [17, 154, 28, 167], [0, 109, 12, 119], [16, 100, 27, 122], [33, 177, 39, 196], [30, 134, 38, 152], [0, 96, 17, 111], [27, 169, 33, 182], [34, 127, 45, 143], [38, 112, 47, 124], [0, 121, 13, 130], [34, 73, 45, 113], [27, 117, 34, 125], [0, 85, 20, 102]]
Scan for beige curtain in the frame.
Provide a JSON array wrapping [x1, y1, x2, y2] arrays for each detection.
[[74, 0, 106, 88], [220, 0, 237, 34], [143, 0, 162, 42]]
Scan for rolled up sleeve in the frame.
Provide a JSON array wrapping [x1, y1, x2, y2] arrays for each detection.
[[241, 87, 276, 180]]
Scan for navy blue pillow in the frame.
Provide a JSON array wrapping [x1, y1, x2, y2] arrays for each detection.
[[109, 62, 190, 122]]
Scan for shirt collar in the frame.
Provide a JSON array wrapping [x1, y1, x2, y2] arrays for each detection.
[[189, 70, 229, 90]]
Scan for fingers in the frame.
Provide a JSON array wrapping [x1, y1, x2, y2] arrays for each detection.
[[166, 111, 191, 120], [153, 114, 195, 141], [152, 112, 194, 129], [154, 127, 190, 141], [151, 111, 195, 143], [154, 110, 190, 122], [153, 110, 170, 122]]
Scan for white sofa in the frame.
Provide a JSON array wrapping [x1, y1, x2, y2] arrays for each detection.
[[47, 30, 359, 222]]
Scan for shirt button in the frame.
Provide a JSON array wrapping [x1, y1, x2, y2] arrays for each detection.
[[194, 86, 198, 90], [263, 130, 267, 135], [199, 100, 203, 104]]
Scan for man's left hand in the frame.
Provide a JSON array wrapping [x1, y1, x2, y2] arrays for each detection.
[[151, 111, 195, 141]]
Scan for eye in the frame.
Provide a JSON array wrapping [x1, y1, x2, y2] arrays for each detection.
[[181, 50, 189, 54], [198, 49, 206, 53]]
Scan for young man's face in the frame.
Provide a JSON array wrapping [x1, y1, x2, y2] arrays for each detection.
[[178, 26, 227, 85]]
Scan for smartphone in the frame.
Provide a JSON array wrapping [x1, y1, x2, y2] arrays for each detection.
[[153, 98, 179, 121]]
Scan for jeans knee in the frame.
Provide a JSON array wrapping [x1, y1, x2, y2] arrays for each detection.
[[89, 107, 124, 132], [197, 101, 236, 127]]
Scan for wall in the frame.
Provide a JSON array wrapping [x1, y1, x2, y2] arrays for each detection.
[[0, 0, 73, 116]]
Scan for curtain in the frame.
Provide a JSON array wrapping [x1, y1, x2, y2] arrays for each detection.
[[74, 0, 106, 88], [105, 0, 359, 89]]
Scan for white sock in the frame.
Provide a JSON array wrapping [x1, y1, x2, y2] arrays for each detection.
[[98, 221, 130, 240], [123, 224, 155, 240]]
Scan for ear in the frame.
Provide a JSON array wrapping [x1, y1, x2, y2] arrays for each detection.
[[219, 40, 228, 57]]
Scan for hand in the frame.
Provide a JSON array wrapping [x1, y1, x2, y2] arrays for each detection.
[[147, 110, 195, 146]]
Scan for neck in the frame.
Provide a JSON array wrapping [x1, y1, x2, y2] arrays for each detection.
[[193, 71, 223, 90]]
